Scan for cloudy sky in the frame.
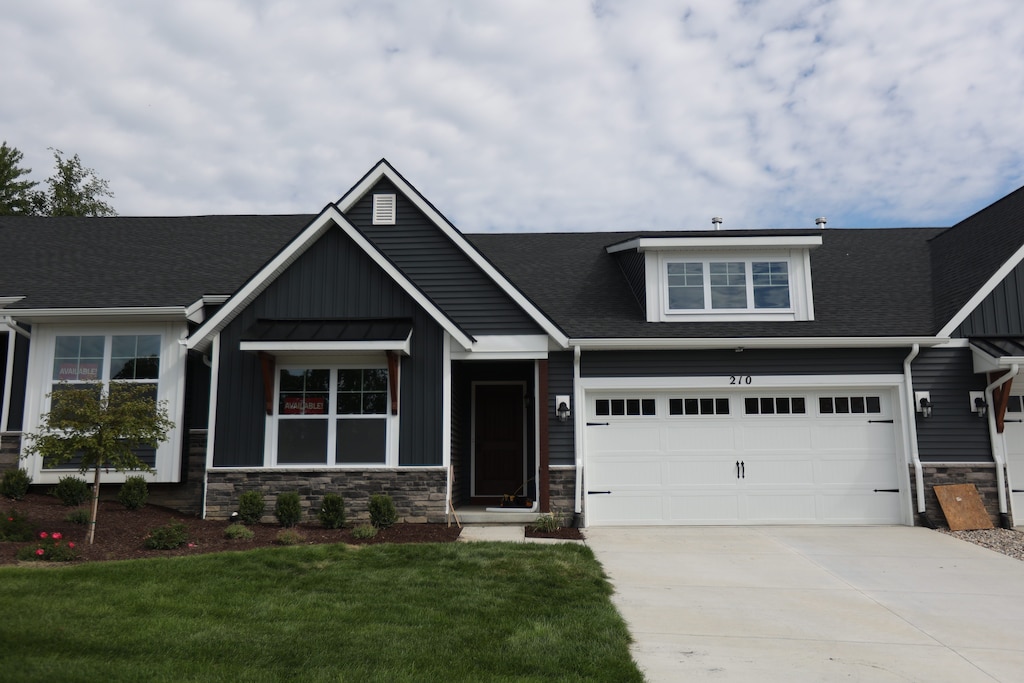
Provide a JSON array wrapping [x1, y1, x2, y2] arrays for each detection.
[[2, 1, 1023, 232]]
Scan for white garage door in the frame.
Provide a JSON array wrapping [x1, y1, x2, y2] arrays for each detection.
[[585, 389, 905, 525], [1001, 393, 1024, 519]]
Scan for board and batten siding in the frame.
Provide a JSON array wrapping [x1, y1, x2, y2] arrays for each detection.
[[547, 351, 575, 466], [911, 346, 992, 462], [2, 330, 30, 431], [213, 226, 444, 468], [347, 178, 543, 337], [613, 250, 646, 313], [955, 260, 1024, 337], [581, 348, 907, 378]]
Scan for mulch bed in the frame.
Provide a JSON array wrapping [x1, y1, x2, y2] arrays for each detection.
[[1, 493, 583, 565]]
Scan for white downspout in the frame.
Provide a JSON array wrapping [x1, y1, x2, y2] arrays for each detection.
[[903, 344, 926, 518], [1, 317, 31, 445], [986, 364, 1019, 521], [573, 345, 584, 521]]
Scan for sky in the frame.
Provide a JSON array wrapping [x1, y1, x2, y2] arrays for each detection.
[[2, 0, 1023, 232]]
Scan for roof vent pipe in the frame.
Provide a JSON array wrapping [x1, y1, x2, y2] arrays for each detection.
[[712, 217, 723, 231], [815, 217, 827, 229]]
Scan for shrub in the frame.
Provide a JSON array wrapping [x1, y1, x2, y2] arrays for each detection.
[[1, 509, 34, 542], [144, 522, 189, 550], [368, 494, 397, 529], [274, 491, 303, 528], [65, 508, 90, 525], [530, 511, 561, 534], [17, 531, 79, 562], [53, 476, 89, 507], [118, 476, 149, 510], [238, 490, 265, 524], [275, 529, 305, 546], [352, 524, 378, 540], [318, 493, 346, 529], [1, 468, 32, 500], [224, 523, 255, 540]]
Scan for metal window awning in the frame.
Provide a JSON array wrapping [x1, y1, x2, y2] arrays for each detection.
[[239, 318, 413, 356], [970, 337, 1024, 373]]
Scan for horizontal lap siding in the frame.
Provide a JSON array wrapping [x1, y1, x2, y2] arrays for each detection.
[[214, 227, 444, 467], [956, 262, 1024, 336], [349, 179, 542, 336], [912, 347, 991, 462], [582, 348, 906, 377]]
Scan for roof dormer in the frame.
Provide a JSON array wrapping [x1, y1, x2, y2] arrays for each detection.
[[607, 233, 822, 323]]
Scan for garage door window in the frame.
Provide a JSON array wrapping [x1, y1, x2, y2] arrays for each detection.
[[819, 395, 881, 415], [669, 397, 730, 416], [596, 398, 656, 416], [744, 396, 806, 415]]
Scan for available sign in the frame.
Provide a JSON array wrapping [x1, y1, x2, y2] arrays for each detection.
[[57, 363, 99, 381], [282, 395, 327, 415]]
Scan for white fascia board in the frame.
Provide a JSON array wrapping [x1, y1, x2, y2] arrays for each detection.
[[0, 296, 25, 308], [471, 335, 550, 353], [571, 336, 947, 350], [606, 235, 823, 254], [338, 161, 569, 349], [185, 295, 233, 324], [6, 307, 187, 323], [937, 241, 1024, 338], [580, 373, 904, 391], [187, 206, 474, 353], [970, 344, 1024, 373], [240, 337, 412, 356]]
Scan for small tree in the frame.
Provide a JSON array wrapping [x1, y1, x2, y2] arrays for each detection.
[[42, 148, 116, 217], [0, 141, 42, 215], [23, 382, 173, 544]]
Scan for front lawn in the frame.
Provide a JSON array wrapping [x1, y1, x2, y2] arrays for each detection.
[[0, 541, 642, 682]]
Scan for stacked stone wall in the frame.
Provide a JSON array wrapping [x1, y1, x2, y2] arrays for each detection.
[[0, 433, 21, 472], [912, 464, 1012, 528], [549, 466, 578, 526], [205, 468, 449, 523]]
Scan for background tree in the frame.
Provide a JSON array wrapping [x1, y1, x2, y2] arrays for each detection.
[[0, 141, 42, 215], [24, 383, 173, 544], [43, 148, 117, 217]]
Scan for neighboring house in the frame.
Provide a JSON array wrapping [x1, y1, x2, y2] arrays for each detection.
[[2, 159, 1024, 528]]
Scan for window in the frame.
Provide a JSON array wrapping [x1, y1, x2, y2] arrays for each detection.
[[669, 397, 730, 416], [744, 396, 806, 415], [275, 366, 389, 465], [595, 398, 656, 417], [818, 396, 882, 415], [667, 259, 790, 312]]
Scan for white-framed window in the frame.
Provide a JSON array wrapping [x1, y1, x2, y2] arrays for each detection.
[[270, 364, 392, 466], [594, 397, 656, 417], [666, 259, 791, 312], [644, 248, 814, 322], [669, 397, 730, 416], [21, 322, 187, 484]]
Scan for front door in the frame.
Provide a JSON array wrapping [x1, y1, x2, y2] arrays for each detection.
[[472, 382, 526, 500]]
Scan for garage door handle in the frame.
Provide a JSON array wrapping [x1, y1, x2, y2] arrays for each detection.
[[587, 422, 610, 426], [736, 461, 745, 479], [874, 489, 899, 493], [588, 490, 611, 495], [868, 419, 894, 423]]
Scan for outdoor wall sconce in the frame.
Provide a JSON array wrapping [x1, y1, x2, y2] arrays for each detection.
[[914, 391, 932, 418], [970, 391, 987, 418], [555, 395, 571, 422]]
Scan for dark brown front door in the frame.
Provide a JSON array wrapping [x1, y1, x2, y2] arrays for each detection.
[[472, 383, 525, 498]]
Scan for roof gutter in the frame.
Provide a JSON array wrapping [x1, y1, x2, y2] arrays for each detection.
[[570, 336, 947, 350], [4, 307, 188, 322], [902, 344, 927, 522], [986, 364, 1019, 526]]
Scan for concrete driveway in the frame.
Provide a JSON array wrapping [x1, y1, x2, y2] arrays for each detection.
[[584, 526, 1024, 682]]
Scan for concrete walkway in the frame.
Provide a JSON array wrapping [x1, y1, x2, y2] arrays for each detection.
[[584, 526, 1024, 682], [457, 525, 583, 544]]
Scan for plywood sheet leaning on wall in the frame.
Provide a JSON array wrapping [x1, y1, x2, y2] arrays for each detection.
[[934, 484, 994, 531]]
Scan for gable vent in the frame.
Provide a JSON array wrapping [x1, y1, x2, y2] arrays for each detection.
[[372, 194, 396, 225]]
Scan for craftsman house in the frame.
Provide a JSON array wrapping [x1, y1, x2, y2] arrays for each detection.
[[2, 160, 1024, 528]]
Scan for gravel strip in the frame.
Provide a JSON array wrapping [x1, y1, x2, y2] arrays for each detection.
[[938, 528, 1024, 562]]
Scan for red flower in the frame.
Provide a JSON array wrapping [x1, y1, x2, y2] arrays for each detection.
[[68, 542, 75, 549], [35, 548, 44, 556], [39, 532, 48, 539], [52, 532, 62, 540]]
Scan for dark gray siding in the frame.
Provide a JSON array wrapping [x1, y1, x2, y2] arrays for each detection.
[[4, 331, 30, 430], [955, 261, 1024, 337], [547, 351, 575, 466], [614, 250, 646, 313], [582, 348, 907, 377], [185, 350, 211, 430], [213, 225, 444, 467], [911, 347, 992, 462], [347, 178, 543, 336]]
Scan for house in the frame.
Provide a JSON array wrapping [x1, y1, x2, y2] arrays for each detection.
[[3, 159, 1024, 528]]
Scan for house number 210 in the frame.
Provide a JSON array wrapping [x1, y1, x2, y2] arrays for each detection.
[[729, 375, 753, 385]]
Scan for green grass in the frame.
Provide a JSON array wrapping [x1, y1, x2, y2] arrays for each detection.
[[0, 542, 642, 683]]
